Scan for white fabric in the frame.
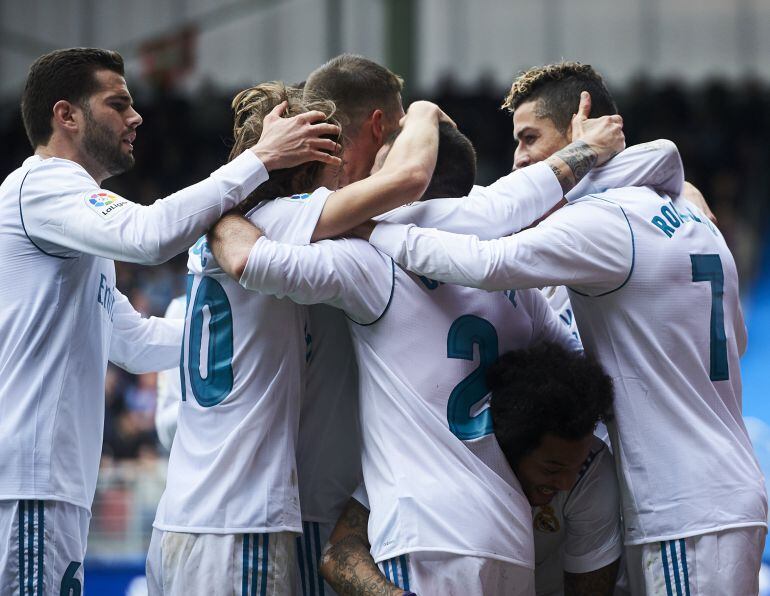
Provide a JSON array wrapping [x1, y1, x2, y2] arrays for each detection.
[[240, 234, 577, 567], [378, 550, 536, 596], [534, 437, 623, 595], [154, 189, 331, 534], [369, 187, 767, 544], [0, 152, 250, 509], [155, 296, 187, 451], [147, 528, 297, 596], [0, 499, 90, 596], [624, 526, 766, 595], [298, 305, 362, 526]]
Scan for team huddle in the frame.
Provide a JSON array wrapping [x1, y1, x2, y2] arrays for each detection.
[[0, 47, 766, 596]]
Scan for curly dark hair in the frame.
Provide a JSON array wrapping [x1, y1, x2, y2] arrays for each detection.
[[502, 61, 618, 133], [488, 341, 614, 466]]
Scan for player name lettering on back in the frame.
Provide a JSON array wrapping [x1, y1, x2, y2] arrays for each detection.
[[650, 200, 717, 239], [96, 273, 116, 321]]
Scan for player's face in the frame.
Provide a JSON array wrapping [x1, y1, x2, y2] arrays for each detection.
[[342, 97, 404, 185], [79, 69, 143, 178], [512, 100, 570, 170], [514, 432, 595, 507]]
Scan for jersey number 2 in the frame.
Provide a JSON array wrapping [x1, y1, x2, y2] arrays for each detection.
[[446, 315, 498, 440], [691, 254, 728, 381], [184, 277, 234, 407]]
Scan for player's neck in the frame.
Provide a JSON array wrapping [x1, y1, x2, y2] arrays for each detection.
[[35, 137, 106, 184]]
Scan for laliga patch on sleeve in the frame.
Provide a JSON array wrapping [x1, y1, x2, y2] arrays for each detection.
[[84, 190, 131, 219]]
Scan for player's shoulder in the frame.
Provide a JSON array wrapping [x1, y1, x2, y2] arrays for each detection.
[[569, 436, 616, 497]]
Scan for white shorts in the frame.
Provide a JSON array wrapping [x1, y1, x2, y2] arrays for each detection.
[[147, 528, 297, 596], [295, 520, 337, 596], [0, 499, 90, 596], [377, 551, 535, 596], [625, 525, 766, 595]]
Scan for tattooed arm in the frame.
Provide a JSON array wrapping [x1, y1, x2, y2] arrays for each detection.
[[319, 498, 404, 596], [563, 559, 620, 596]]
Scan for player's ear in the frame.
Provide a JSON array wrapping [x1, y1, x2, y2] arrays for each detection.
[[52, 100, 80, 134], [370, 109, 385, 144]]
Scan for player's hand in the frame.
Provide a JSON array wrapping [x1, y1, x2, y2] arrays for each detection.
[[251, 101, 342, 170], [682, 181, 718, 224], [570, 91, 625, 166]]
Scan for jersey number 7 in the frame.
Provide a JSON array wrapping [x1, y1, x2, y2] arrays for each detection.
[[691, 254, 729, 382]]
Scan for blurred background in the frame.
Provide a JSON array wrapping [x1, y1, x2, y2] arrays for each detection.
[[1, 0, 770, 593]]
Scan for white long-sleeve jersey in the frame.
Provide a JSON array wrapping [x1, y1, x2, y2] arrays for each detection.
[[0, 147, 267, 509], [240, 234, 578, 567], [369, 187, 767, 544], [153, 189, 330, 534]]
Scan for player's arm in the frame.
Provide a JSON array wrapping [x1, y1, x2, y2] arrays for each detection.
[[310, 101, 444, 241], [567, 139, 684, 201], [320, 498, 403, 596], [525, 290, 582, 353], [20, 104, 341, 265], [564, 560, 620, 596], [210, 215, 392, 322], [378, 92, 624, 238], [364, 200, 633, 294], [155, 295, 186, 450], [108, 288, 183, 373]]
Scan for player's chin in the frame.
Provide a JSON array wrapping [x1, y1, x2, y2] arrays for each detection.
[[528, 486, 557, 506]]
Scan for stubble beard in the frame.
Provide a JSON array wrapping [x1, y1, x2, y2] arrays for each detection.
[[82, 103, 135, 177]]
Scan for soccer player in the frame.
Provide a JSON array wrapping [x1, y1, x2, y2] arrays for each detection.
[[207, 106, 624, 593], [155, 295, 187, 451], [0, 47, 337, 594], [320, 342, 620, 596], [147, 84, 444, 595], [359, 63, 768, 594]]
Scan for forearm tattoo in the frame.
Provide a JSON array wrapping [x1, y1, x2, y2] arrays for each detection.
[[548, 140, 598, 193], [321, 536, 402, 596]]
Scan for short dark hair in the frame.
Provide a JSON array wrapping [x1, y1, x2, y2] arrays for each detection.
[[21, 48, 125, 148], [424, 122, 476, 200], [304, 54, 403, 133], [502, 62, 617, 133], [380, 122, 476, 200], [229, 81, 338, 209], [488, 342, 614, 465]]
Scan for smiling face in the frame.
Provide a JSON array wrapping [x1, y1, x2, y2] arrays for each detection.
[[513, 432, 595, 507], [78, 69, 142, 179], [511, 99, 570, 170]]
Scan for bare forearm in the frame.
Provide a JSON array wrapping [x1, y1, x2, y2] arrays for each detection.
[[208, 212, 263, 280], [564, 559, 620, 596], [545, 141, 599, 195], [320, 537, 403, 596]]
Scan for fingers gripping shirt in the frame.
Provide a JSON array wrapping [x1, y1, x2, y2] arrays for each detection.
[[18, 151, 268, 264]]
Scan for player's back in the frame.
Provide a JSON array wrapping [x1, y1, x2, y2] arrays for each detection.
[[154, 190, 329, 534], [350, 259, 576, 567], [567, 187, 766, 543]]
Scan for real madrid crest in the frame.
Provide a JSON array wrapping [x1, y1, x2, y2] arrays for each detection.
[[533, 505, 560, 533]]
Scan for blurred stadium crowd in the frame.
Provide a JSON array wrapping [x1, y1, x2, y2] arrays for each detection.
[[1, 74, 769, 556]]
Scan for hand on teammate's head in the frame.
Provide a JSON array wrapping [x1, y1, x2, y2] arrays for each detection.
[[570, 91, 625, 166], [251, 101, 342, 171]]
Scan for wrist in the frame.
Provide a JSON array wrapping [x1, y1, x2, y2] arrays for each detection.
[[251, 147, 278, 170]]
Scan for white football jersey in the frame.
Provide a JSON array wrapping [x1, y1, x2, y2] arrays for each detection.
[[154, 189, 331, 534], [533, 437, 622, 596], [0, 149, 263, 510], [369, 187, 767, 544], [299, 305, 362, 524], [240, 235, 578, 567]]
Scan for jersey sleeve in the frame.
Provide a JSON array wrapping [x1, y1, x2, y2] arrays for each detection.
[[155, 296, 186, 450], [240, 237, 394, 324], [567, 139, 684, 202], [562, 445, 623, 574], [19, 152, 268, 264], [369, 198, 633, 296], [521, 289, 582, 353], [379, 161, 563, 239], [248, 187, 332, 245], [108, 288, 184, 374]]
